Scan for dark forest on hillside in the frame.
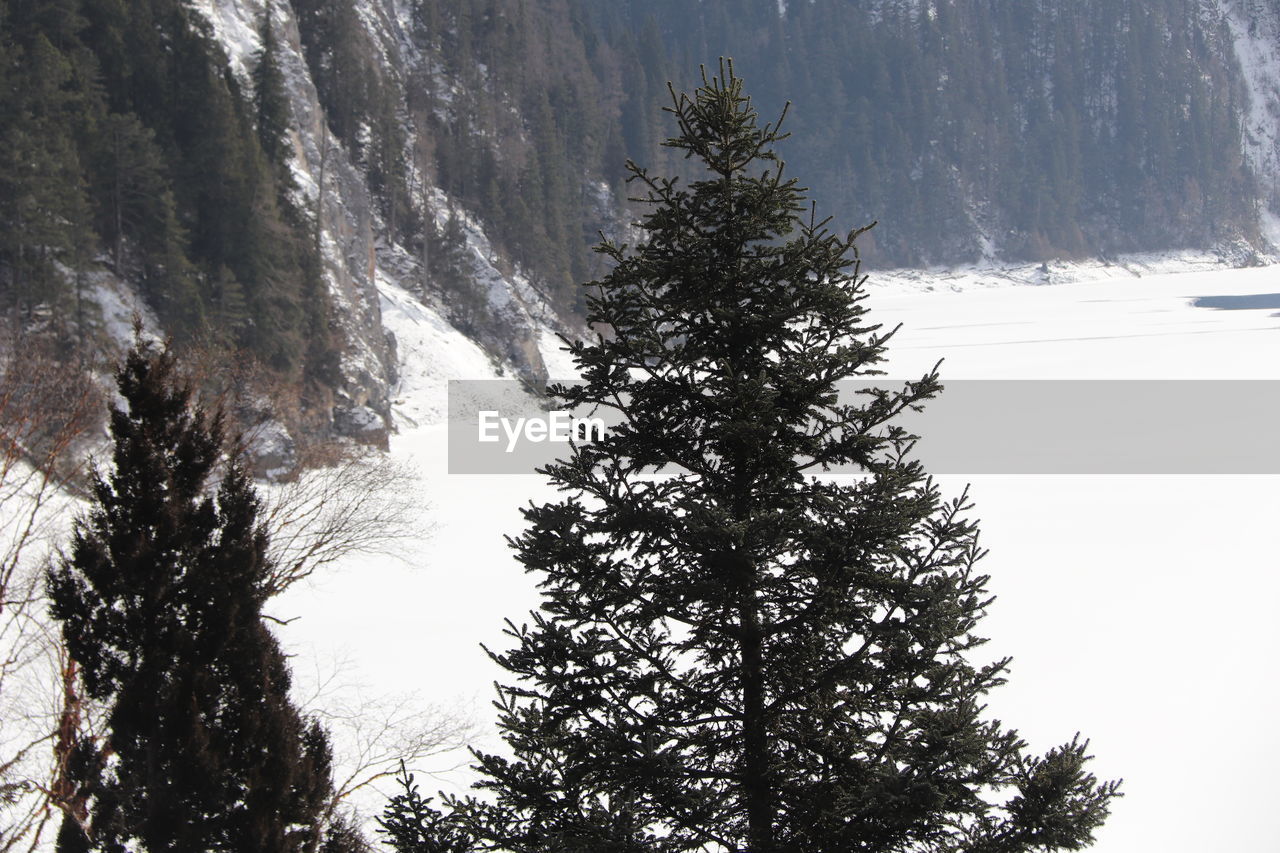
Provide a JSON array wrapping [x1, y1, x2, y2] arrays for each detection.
[[389, 0, 1260, 285], [1, 0, 330, 370], [2, 0, 1270, 383]]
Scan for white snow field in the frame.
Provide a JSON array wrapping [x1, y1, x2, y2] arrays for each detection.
[[276, 263, 1280, 851]]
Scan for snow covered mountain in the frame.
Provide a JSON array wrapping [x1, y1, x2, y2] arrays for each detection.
[[9, 0, 1280, 442]]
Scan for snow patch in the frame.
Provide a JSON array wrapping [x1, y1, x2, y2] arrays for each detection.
[[867, 247, 1269, 295], [377, 274, 508, 429], [190, 0, 265, 82], [538, 328, 582, 381], [84, 269, 161, 348]]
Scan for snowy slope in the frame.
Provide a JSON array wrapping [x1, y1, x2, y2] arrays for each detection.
[[376, 273, 510, 429], [189, 0, 574, 444]]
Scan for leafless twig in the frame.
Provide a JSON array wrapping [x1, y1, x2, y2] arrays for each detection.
[[258, 451, 425, 598], [0, 336, 103, 852]]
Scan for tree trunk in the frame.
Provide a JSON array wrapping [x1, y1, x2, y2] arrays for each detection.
[[737, 556, 773, 852]]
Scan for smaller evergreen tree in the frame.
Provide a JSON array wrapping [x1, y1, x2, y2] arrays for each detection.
[[47, 340, 357, 853], [430, 210, 483, 335]]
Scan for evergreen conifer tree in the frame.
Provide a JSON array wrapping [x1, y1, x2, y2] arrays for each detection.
[[47, 341, 356, 853], [382, 64, 1119, 852], [252, 9, 293, 168]]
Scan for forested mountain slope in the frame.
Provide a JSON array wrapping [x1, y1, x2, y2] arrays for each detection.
[[4, 0, 1280, 454], [602, 0, 1270, 265]]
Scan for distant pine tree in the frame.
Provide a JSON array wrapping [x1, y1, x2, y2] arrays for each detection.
[[381, 64, 1119, 852], [430, 210, 484, 336], [207, 263, 250, 338], [47, 341, 356, 852], [0, 15, 96, 326], [252, 9, 293, 168]]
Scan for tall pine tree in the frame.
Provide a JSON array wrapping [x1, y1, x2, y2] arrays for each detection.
[[47, 340, 355, 852], [382, 63, 1119, 852]]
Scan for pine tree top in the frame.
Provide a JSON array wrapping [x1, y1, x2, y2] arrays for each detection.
[[565, 59, 933, 486]]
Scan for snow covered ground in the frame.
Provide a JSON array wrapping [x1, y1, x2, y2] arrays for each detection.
[[277, 262, 1280, 850]]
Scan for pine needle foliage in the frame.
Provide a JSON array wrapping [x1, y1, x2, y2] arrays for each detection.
[[383, 61, 1119, 853]]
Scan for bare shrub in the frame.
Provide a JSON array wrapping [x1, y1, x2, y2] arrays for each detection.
[[0, 337, 102, 851], [257, 450, 423, 598], [294, 655, 480, 841]]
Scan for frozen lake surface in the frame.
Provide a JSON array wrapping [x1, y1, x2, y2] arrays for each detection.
[[278, 262, 1280, 851]]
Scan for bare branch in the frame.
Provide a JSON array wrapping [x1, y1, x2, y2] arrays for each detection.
[[258, 451, 425, 597], [0, 334, 103, 851], [293, 654, 480, 835]]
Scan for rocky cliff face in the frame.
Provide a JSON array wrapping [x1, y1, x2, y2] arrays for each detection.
[[1223, 0, 1280, 244], [191, 0, 572, 450], [196, 0, 396, 446]]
